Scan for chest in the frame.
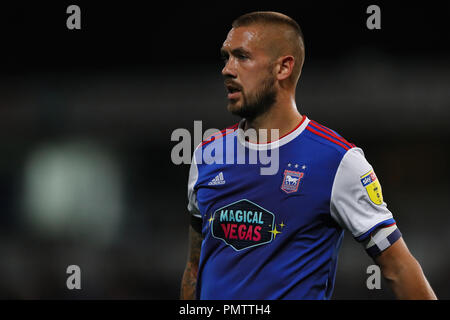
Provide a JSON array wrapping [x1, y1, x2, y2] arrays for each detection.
[[196, 157, 336, 246]]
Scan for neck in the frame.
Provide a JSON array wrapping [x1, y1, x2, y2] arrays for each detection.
[[243, 93, 303, 143]]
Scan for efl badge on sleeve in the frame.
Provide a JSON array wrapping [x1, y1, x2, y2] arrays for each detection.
[[360, 170, 383, 205], [281, 170, 304, 194]]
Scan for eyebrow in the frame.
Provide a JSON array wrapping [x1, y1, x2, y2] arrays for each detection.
[[220, 47, 251, 57]]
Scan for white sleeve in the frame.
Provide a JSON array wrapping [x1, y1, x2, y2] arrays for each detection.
[[330, 148, 401, 256], [187, 153, 201, 218]]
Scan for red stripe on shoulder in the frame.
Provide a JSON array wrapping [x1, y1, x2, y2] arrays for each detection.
[[383, 222, 396, 228], [306, 126, 350, 151], [226, 123, 239, 131], [309, 120, 355, 149], [201, 123, 239, 147]]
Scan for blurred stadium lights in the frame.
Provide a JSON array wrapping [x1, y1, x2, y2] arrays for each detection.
[[21, 140, 124, 246]]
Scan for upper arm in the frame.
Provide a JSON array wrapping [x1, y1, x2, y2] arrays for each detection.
[[373, 236, 437, 299], [373, 237, 415, 275], [330, 148, 402, 257], [181, 218, 203, 300], [186, 218, 203, 268]]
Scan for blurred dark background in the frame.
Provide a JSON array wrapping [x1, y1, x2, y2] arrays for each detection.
[[0, 1, 449, 299]]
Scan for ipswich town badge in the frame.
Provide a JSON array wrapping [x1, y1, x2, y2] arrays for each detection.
[[281, 169, 304, 194]]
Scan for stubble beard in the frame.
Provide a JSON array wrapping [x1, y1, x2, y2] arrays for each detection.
[[228, 76, 277, 122]]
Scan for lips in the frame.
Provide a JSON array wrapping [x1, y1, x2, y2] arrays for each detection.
[[225, 82, 242, 100], [227, 91, 241, 99]]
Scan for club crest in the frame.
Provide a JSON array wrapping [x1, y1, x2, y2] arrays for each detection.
[[281, 169, 304, 194]]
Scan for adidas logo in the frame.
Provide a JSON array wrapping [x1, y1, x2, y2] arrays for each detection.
[[208, 172, 226, 185]]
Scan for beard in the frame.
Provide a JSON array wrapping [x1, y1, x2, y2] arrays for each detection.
[[228, 76, 277, 121]]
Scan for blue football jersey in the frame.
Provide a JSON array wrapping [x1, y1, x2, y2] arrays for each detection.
[[187, 116, 401, 300]]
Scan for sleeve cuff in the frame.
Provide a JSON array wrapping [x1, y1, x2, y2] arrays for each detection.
[[354, 218, 396, 242]]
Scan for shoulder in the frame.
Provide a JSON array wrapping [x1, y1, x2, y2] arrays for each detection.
[[199, 123, 239, 149], [303, 118, 356, 157], [192, 122, 239, 163]]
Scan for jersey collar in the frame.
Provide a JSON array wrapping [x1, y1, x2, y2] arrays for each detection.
[[236, 115, 310, 150]]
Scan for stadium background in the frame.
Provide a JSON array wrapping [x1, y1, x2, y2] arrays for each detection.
[[0, 2, 449, 299]]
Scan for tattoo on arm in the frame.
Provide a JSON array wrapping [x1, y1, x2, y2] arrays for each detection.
[[180, 225, 203, 299]]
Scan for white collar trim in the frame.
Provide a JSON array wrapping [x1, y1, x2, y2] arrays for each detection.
[[236, 116, 310, 150]]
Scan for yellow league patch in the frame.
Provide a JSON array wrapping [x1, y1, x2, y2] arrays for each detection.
[[360, 170, 383, 205]]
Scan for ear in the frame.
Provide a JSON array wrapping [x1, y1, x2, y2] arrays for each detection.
[[276, 56, 295, 81]]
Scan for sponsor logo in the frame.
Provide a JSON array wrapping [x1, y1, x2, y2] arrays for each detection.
[[211, 199, 275, 251], [360, 170, 383, 205]]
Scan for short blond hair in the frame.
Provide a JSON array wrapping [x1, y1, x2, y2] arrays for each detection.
[[232, 11, 305, 85]]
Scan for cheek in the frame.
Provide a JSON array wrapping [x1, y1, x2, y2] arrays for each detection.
[[245, 76, 270, 96], [240, 76, 259, 95], [239, 63, 273, 93]]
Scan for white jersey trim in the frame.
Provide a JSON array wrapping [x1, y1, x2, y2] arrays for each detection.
[[236, 116, 310, 151], [187, 146, 201, 218]]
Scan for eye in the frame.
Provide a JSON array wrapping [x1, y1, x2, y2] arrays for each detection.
[[237, 54, 248, 60], [221, 55, 229, 64]]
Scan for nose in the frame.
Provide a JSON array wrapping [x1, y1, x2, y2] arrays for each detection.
[[222, 58, 237, 78]]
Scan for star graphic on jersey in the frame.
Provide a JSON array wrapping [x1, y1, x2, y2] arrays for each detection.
[[269, 226, 282, 239], [302, 165, 306, 170], [208, 215, 214, 225], [279, 222, 286, 229]]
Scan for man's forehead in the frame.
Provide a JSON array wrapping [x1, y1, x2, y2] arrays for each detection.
[[222, 26, 263, 50]]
